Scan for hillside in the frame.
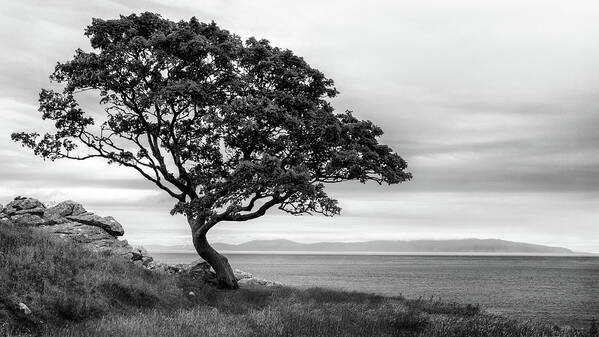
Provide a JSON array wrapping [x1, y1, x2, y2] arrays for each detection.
[[147, 238, 575, 254], [2, 222, 592, 337]]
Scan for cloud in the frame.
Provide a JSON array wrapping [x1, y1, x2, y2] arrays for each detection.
[[1, 0, 598, 251]]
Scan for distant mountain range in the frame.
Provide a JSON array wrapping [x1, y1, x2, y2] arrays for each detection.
[[146, 238, 579, 254]]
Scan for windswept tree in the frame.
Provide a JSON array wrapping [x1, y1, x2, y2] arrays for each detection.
[[13, 13, 411, 289]]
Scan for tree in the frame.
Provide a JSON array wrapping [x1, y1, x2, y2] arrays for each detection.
[[12, 13, 411, 289]]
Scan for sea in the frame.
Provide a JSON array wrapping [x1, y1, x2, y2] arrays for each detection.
[[152, 252, 599, 328]]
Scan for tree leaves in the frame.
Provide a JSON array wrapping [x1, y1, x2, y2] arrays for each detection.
[[13, 12, 411, 233]]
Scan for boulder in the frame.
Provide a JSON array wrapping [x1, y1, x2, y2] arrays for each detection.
[[131, 246, 149, 261], [66, 213, 124, 236], [142, 258, 154, 268], [0, 207, 8, 220], [4, 198, 45, 215], [17, 303, 31, 316], [189, 262, 217, 283], [44, 200, 86, 220], [234, 269, 253, 280], [10, 214, 46, 226], [13, 207, 46, 216], [238, 277, 282, 287], [0, 204, 12, 226], [167, 264, 192, 274], [40, 222, 115, 243], [130, 246, 154, 267], [37, 221, 134, 256]]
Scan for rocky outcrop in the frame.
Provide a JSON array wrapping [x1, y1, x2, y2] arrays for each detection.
[[65, 213, 124, 236], [0, 197, 137, 260], [0, 196, 280, 286]]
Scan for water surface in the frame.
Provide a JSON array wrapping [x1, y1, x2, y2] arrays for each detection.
[[153, 252, 599, 328]]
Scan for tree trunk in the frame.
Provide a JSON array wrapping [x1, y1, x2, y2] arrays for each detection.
[[192, 232, 238, 289]]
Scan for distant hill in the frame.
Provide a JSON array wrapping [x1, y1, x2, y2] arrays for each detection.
[[146, 238, 576, 254]]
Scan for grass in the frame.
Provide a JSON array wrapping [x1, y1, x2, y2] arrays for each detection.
[[0, 224, 594, 337]]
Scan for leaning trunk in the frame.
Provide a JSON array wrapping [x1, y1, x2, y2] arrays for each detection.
[[193, 232, 238, 289]]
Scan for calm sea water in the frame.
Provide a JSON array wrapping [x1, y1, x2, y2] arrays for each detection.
[[153, 252, 599, 328]]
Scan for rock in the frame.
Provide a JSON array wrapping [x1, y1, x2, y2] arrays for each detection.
[[66, 213, 124, 236], [143, 260, 156, 269], [131, 246, 149, 261], [10, 214, 46, 226], [191, 260, 215, 273], [238, 277, 281, 287], [149, 262, 169, 273], [131, 249, 143, 261], [234, 269, 253, 280], [17, 303, 31, 315], [186, 261, 278, 287], [37, 222, 136, 257], [13, 207, 46, 215], [0, 209, 9, 221], [39, 222, 115, 244], [4, 198, 45, 215], [44, 200, 87, 220], [188, 262, 217, 282], [142, 256, 154, 266]]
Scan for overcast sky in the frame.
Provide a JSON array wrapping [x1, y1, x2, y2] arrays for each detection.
[[1, 0, 598, 252]]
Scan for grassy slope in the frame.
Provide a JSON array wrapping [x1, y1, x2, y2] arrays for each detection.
[[0, 224, 593, 337]]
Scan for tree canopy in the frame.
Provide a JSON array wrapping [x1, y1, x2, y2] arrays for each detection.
[[13, 12, 411, 240]]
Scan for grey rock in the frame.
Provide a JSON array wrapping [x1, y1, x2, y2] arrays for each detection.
[[13, 207, 46, 215], [131, 249, 143, 261], [17, 303, 31, 315], [11, 214, 46, 226], [44, 200, 87, 220], [39, 222, 115, 243], [131, 246, 150, 261], [238, 277, 282, 287], [188, 262, 218, 284], [142, 256, 154, 266], [169, 263, 193, 274], [4, 197, 45, 215], [37, 222, 136, 257], [66, 213, 124, 236], [234, 269, 253, 280]]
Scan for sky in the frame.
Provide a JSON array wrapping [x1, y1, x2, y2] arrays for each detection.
[[0, 0, 598, 252]]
